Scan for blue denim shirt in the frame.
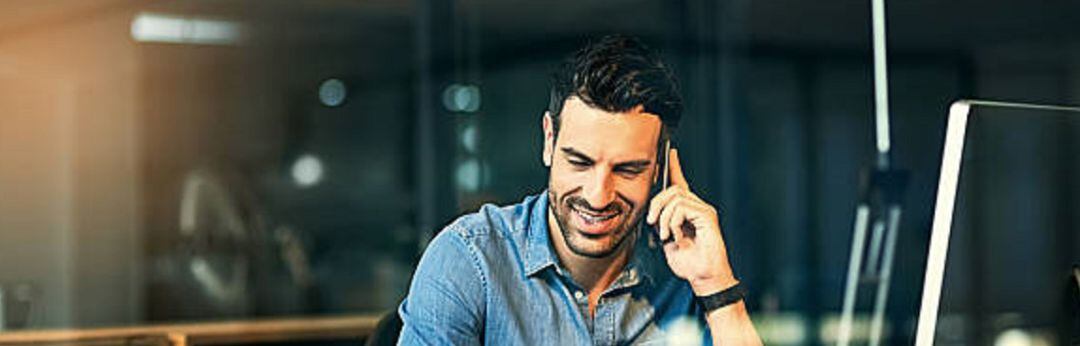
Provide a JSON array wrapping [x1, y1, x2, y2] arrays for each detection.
[[397, 191, 710, 345]]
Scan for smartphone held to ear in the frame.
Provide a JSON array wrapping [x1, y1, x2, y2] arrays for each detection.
[[648, 139, 702, 245], [661, 140, 671, 191], [654, 139, 673, 244]]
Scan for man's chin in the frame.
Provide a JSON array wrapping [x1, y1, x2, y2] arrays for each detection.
[[573, 226, 615, 239], [567, 245, 618, 258], [565, 228, 627, 258]]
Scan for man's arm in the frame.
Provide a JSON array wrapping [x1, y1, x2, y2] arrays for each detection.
[[704, 301, 761, 345], [397, 228, 485, 345], [701, 292, 762, 345], [647, 149, 763, 345]]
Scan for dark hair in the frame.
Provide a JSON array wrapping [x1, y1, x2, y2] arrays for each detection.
[[547, 35, 682, 139]]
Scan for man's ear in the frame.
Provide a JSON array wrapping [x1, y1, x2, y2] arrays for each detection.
[[542, 112, 554, 167]]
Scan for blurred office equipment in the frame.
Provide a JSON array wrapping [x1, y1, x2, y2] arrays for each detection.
[[148, 169, 314, 319], [0, 283, 40, 331], [917, 100, 1080, 346], [837, 1, 909, 344]]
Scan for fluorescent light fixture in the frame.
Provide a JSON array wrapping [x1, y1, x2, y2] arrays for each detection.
[[291, 154, 324, 188], [318, 78, 347, 107], [754, 313, 807, 345], [821, 313, 887, 344], [442, 84, 482, 113], [460, 123, 478, 154], [661, 316, 704, 345], [131, 13, 242, 45], [455, 158, 481, 192]]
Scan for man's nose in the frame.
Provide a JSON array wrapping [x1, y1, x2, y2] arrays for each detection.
[[582, 169, 616, 209]]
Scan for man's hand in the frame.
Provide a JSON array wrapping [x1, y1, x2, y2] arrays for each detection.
[[647, 149, 762, 346], [646, 148, 737, 296]]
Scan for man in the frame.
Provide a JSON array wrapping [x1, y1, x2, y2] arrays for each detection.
[[398, 35, 761, 345]]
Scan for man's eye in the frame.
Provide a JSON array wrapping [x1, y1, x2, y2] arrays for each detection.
[[615, 167, 644, 176], [568, 160, 590, 167]]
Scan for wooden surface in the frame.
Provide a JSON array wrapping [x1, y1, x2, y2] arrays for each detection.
[[0, 314, 383, 345]]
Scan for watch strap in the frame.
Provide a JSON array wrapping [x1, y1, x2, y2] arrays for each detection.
[[696, 282, 747, 312]]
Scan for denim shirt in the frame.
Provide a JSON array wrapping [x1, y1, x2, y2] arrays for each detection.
[[397, 191, 711, 345]]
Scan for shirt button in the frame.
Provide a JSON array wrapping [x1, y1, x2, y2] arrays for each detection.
[[573, 291, 585, 301]]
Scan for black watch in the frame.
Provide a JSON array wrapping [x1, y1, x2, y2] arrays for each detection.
[[696, 282, 747, 312]]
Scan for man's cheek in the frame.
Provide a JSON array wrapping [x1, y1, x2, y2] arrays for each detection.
[[620, 182, 652, 205]]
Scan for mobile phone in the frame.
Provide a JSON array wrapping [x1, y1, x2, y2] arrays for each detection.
[[661, 139, 671, 191], [654, 139, 674, 244]]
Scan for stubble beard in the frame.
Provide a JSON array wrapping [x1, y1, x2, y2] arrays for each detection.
[[547, 188, 643, 259]]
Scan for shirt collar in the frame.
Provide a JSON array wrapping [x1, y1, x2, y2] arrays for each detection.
[[523, 191, 560, 277], [623, 222, 665, 287], [522, 190, 664, 288]]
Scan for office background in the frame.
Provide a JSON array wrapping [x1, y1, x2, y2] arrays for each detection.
[[0, 0, 1078, 344]]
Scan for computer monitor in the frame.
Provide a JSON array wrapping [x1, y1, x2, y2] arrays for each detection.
[[916, 100, 1080, 345]]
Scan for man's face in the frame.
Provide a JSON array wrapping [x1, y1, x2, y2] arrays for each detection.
[[543, 97, 662, 258]]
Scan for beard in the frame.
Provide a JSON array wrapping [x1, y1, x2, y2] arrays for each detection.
[[548, 187, 644, 259]]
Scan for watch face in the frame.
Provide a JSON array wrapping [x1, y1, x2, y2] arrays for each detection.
[[318, 78, 347, 107]]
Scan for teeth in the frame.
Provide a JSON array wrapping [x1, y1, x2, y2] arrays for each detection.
[[575, 208, 616, 222]]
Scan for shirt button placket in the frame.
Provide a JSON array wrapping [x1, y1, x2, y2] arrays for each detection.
[[574, 290, 588, 314], [593, 298, 615, 346], [573, 290, 593, 333]]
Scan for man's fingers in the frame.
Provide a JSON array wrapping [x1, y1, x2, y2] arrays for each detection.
[[668, 206, 688, 244], [648, 187, 705, 224], [647, 187, 679, 224], [654, 196, 672, 241], [658, 197, 680, 241], [669, 148, 689, 188], [658, 216, 671, 244]]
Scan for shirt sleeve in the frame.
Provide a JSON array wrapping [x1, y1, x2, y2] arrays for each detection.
[[397, 227, 486, 345]]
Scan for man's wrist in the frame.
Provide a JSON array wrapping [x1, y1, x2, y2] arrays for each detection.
[[696, 281, 747, 313], [690, 275, 739, 296]]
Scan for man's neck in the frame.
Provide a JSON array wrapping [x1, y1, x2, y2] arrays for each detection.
[[547, 209, 635, 295]]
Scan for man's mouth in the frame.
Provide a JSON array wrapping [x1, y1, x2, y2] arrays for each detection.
[[570, 205, 621, 235]]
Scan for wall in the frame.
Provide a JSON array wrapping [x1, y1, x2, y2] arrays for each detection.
[[0, 5, 141, 328]]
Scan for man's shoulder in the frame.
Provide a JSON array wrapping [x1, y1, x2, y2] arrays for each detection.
[[420, 192, 545, 279], [437, 191, 544, 244]]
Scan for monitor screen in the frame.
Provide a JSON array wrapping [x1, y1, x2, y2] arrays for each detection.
[[917, 101, 1080, 346]]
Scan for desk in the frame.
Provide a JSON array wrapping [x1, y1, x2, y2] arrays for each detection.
[[0, 314, 381, 345]]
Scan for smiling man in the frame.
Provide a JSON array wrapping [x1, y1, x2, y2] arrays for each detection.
[[397, 35, 761, 345]]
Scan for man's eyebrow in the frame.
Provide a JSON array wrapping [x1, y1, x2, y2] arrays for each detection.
[[615, 160, 653, 169], [560, 147, 653, 167], [560, 147, 594, 162]]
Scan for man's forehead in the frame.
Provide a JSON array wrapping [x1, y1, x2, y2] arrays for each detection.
[[560, 98, 662, 129], [556, 98, 662, 159]]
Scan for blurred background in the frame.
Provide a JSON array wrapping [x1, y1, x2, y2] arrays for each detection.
[[0, 0, 1078, 345]]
